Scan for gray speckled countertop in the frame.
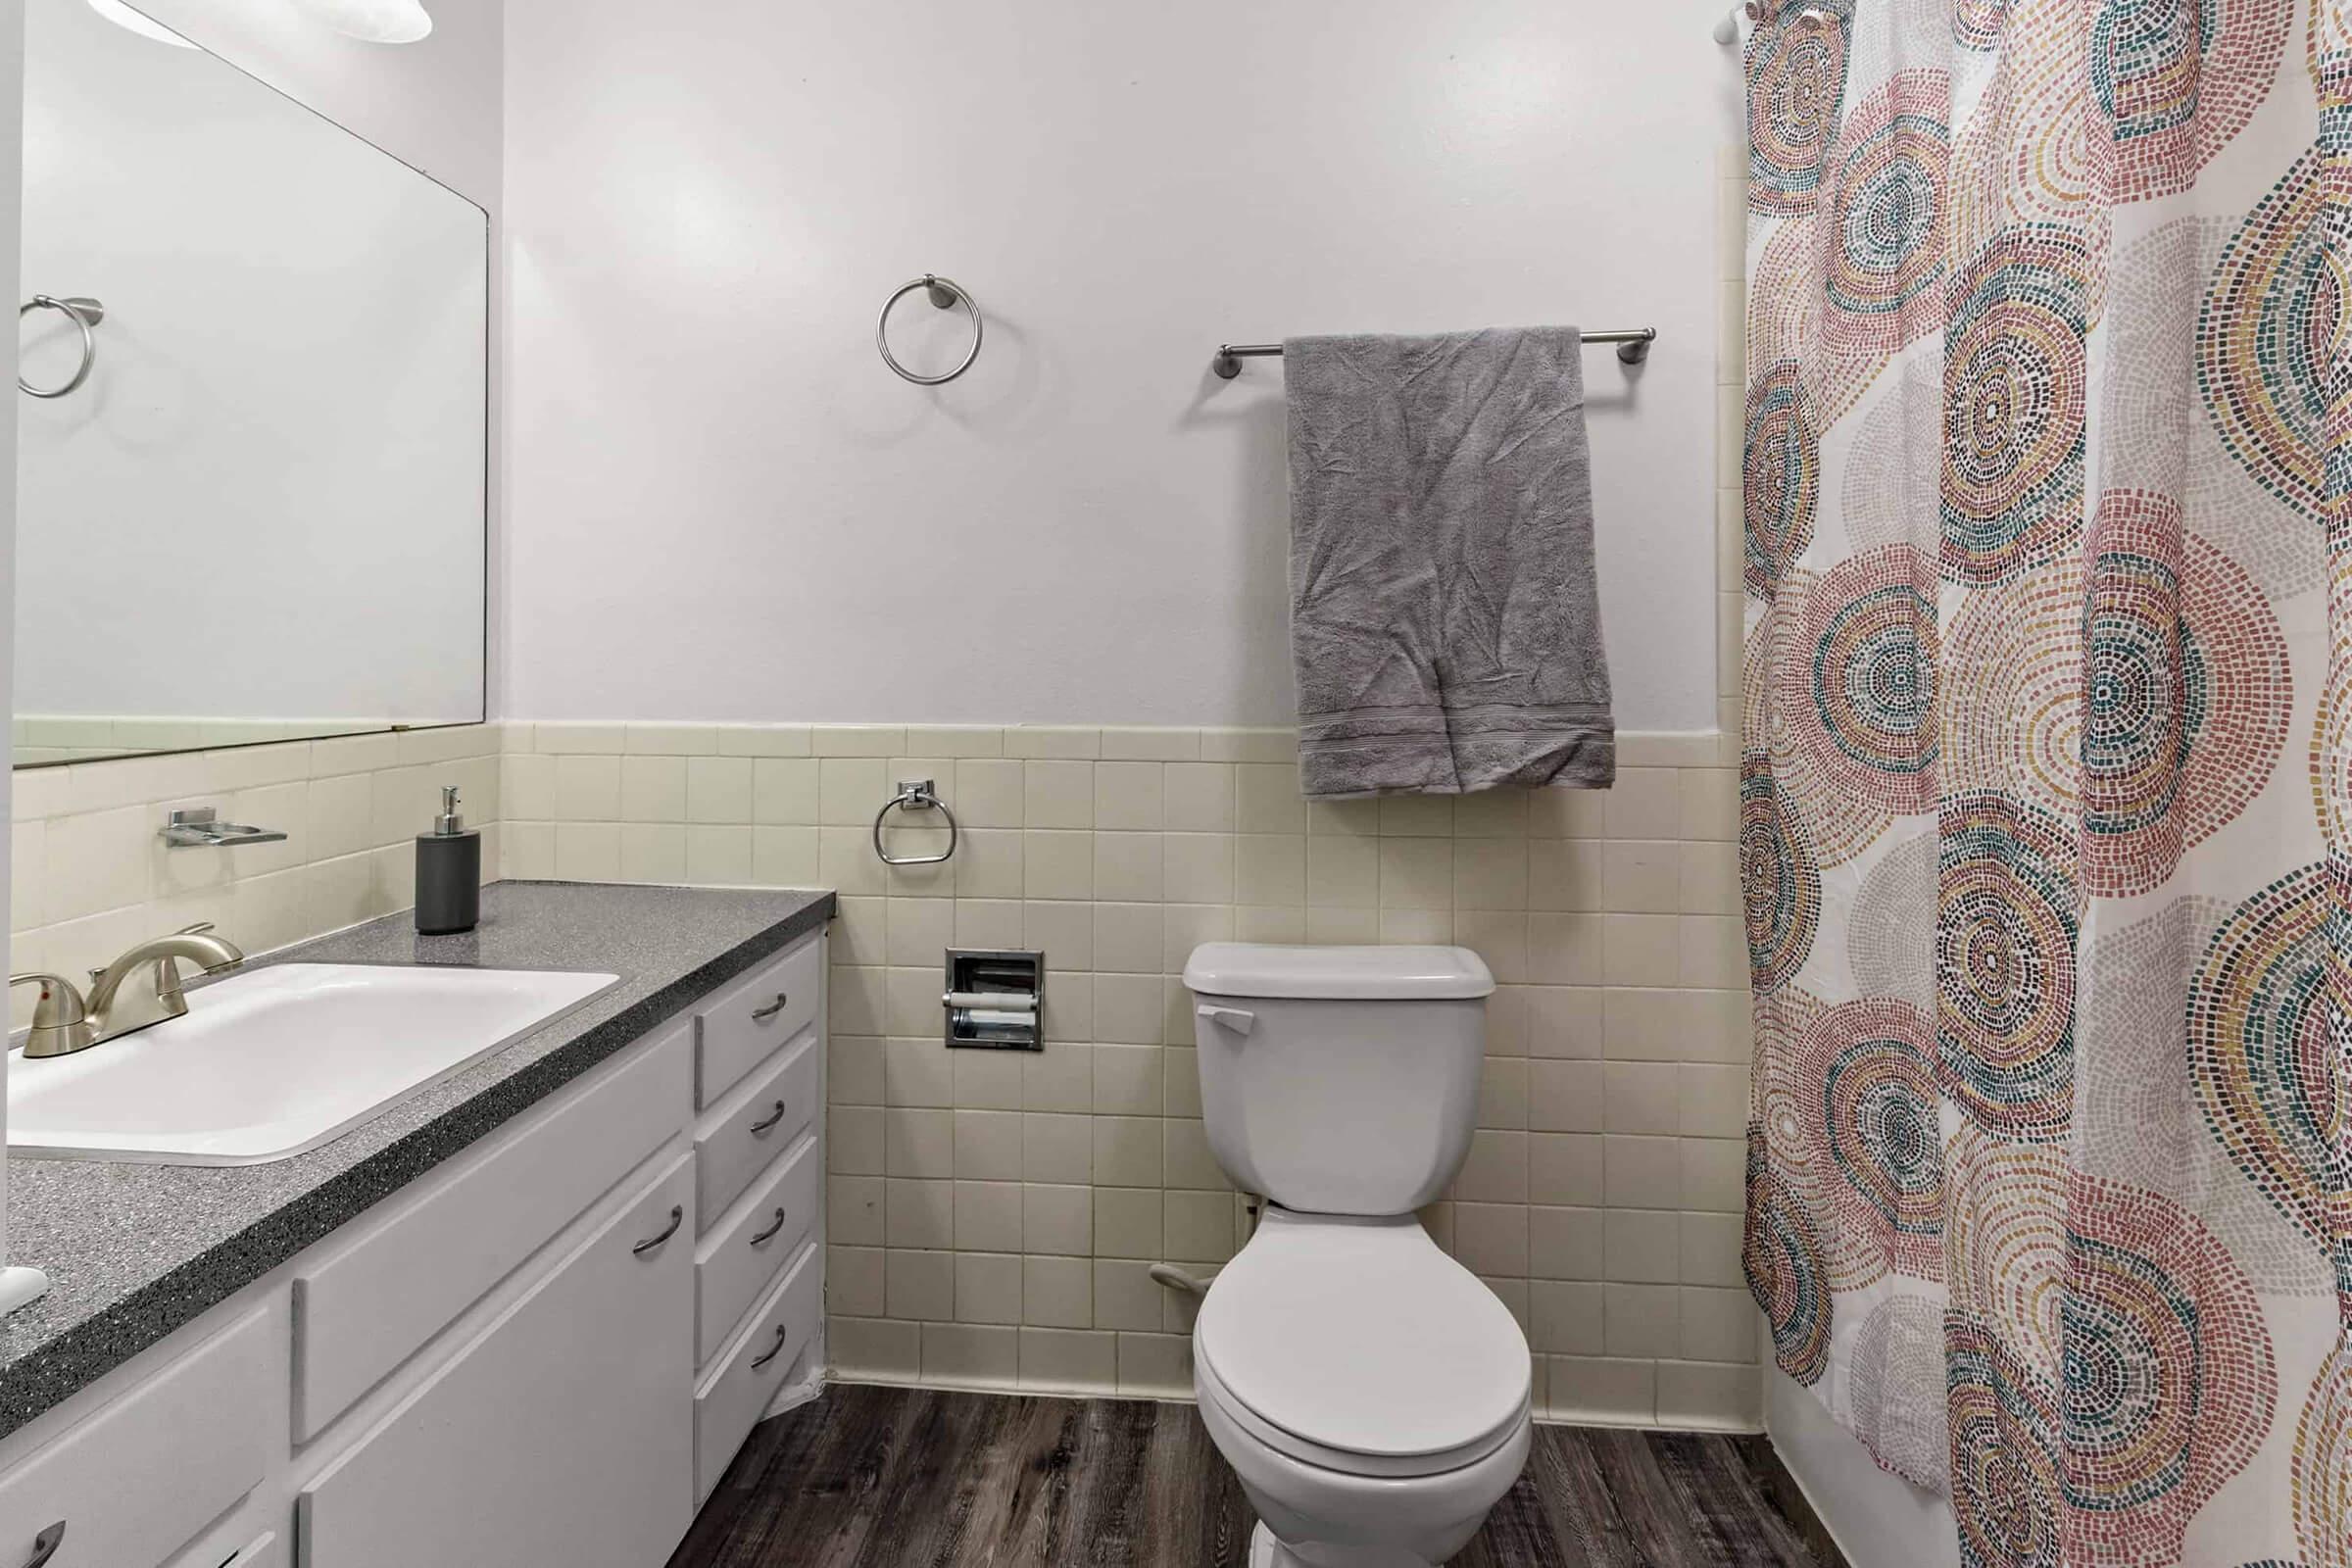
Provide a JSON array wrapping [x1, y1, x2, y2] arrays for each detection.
[[0, 880, 833, 1442]]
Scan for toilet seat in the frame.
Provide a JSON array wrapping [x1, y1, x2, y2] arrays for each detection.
[[1194, 1207, 1531, 1480]]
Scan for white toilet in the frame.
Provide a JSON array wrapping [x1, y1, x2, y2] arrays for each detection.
[[1181, 943, 1531, 1568]]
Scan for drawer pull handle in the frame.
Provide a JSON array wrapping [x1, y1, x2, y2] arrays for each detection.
[[749, 1099, 789, 1134], [750, 1205, 790, 1246], [24, 1523, 61, 1568], [750, 1323, 790, 1369], [751, 992, 790, 1022], [631, 1204, 684, 1255]]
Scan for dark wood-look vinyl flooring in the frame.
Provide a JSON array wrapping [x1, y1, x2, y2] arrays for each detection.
[[669, 1384, 1835, 1568]]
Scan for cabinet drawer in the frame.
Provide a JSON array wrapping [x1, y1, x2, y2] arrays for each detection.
[[292, 1019, 691, 1440], [694, 1241, 820, 1503], [695, 1132, 818, 1365], [695, 1028, 817, 1229], [696, 936, 821, 1108], [0, 1310, 271, 1568], [300, 1154, 696, 1568]]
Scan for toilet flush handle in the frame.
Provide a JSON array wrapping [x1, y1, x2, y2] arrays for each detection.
[[1197, 1004, 1256, 1037]]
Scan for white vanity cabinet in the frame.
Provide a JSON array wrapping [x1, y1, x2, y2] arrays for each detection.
[[0, 922, 828, 1568], [298, 1154, 697, 1568]]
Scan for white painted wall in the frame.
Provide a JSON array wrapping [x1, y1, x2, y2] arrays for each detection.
[[503, 0, 1741, 729], [19, 0, 486, 724]]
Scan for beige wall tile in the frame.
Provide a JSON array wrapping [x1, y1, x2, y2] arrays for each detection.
[[1530, 1134, 1604, 1207], [954, 1181, 1024, 1253], [1094, 762, 1164, 830], [922, 1322, 1019, 1386], [887, 1178, 954, 1250], [1235, 765, 1305, 834], [813, 725, 906, 758], [829, 1318, 919, 1384], [1115, 1332, 1193, 1397], [1162, 764, 1235, 832], [1100, 728, 1201, 761], [1531, 1281, 1606, 1354], [620, 756, 686, 822], [1022, 1255, 1093, 1328], [1024, 832, 1094, 900], [1094, 834, 1164, 903], [954, 1252, 1024, 1325], [1549, 1357, 1656, 1426], [1019, 1328, 1118, 1393], [1606, 1209, 1684, 1285], [830, 1247, 886, 1317], [1656, 1361, 1761, 1431], [954, 760, 1024, 828], [1024, 760, 1096, 829], [1024, 1184, 1094, 1254], [1604, 1284, 1683, 1358], [1093, 1260, 1162, 1331], [886, 1250, 955, 1320], [1004, 727, 1102, 760], [553, 755, 620, 820]]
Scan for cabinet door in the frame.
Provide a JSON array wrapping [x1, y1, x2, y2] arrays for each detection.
[[299, 1153, 695, 1568]]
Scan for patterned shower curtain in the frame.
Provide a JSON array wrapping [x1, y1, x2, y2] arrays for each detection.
[[1739, 1, 2352, 1563]]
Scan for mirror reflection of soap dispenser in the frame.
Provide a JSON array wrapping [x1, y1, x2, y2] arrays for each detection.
[[416, 784, 481, 935]]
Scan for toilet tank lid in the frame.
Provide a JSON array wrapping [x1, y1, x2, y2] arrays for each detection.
[[1182, 944, 1494, 1001]]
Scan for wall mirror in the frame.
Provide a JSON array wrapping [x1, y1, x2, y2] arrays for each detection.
[[13, 0, 488, 767]]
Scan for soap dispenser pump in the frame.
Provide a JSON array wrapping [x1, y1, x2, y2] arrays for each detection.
[[415, 784, 481, 935]]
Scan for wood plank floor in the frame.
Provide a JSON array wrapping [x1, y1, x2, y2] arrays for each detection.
[[669, 1385, 1832, 1568]]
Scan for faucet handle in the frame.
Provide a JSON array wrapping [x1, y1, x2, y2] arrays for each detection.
[[175, 922, 215, 936], [9, 974, 95, 1057], [9, 974, 87, 1024]]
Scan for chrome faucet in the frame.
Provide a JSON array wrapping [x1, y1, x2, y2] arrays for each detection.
[[8, 923, 246, 1057]]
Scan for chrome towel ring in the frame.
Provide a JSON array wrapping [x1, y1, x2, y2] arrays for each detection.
[[873, 778, 960, 866], [18, 295, 105, 399], [876, 274, 983, 385]]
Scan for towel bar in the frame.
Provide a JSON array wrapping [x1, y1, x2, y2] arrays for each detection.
[[1212, 327, 1656, 379]]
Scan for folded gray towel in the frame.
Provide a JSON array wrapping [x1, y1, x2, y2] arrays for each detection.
[[1284, 327, 1616, 800]]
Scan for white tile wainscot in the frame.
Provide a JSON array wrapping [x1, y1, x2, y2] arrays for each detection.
[[10, 724, 507, 1031], [501, 723, 1757, 1432]]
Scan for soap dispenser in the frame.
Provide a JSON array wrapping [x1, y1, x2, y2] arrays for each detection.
[[415, 785, 481, 935]]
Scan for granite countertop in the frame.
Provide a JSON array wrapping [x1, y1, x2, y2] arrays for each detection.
[[0, 880, 834, 1442]]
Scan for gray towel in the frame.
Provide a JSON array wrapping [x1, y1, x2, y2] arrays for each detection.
[[1284, 327, 1616, 799]]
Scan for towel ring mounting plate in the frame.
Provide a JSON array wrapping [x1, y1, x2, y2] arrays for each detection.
[[876, 274, 983, 386]]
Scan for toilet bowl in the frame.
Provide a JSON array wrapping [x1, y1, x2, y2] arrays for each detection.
[[1181, 943, 1530, 1567], [1193, 1207, 1532, 1568]]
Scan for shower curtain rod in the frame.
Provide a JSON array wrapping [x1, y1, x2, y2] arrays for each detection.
[[1211, 328, 1657, 379]]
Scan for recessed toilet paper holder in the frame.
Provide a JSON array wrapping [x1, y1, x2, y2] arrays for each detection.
[[944, 949, 1044, 1051]]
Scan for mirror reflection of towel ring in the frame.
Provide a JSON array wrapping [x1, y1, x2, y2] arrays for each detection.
[[876, 274, 983, 385], [18, 295, 105, 399]]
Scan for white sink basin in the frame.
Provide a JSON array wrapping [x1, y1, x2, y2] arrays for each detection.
[[8, 963, 618, 1165]]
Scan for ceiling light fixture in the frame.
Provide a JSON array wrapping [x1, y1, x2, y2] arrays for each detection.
[[289, 0, 432, 44], [85, 0, 197, 48]]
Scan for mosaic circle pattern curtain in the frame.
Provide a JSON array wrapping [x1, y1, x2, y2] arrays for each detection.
[[1739, 1, 2352, 1562]]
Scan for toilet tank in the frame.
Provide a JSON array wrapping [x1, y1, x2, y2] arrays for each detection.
[[1182, 944, 1494, 1216]]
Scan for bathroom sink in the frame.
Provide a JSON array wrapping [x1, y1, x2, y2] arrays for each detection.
[[8, 963, 618, 1166]]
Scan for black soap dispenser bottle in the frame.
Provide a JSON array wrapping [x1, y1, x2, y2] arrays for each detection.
[[416, 784, 481, 935]]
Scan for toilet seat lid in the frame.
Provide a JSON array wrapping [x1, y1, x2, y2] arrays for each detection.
[[1195, 1209, 1530, 1462]]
